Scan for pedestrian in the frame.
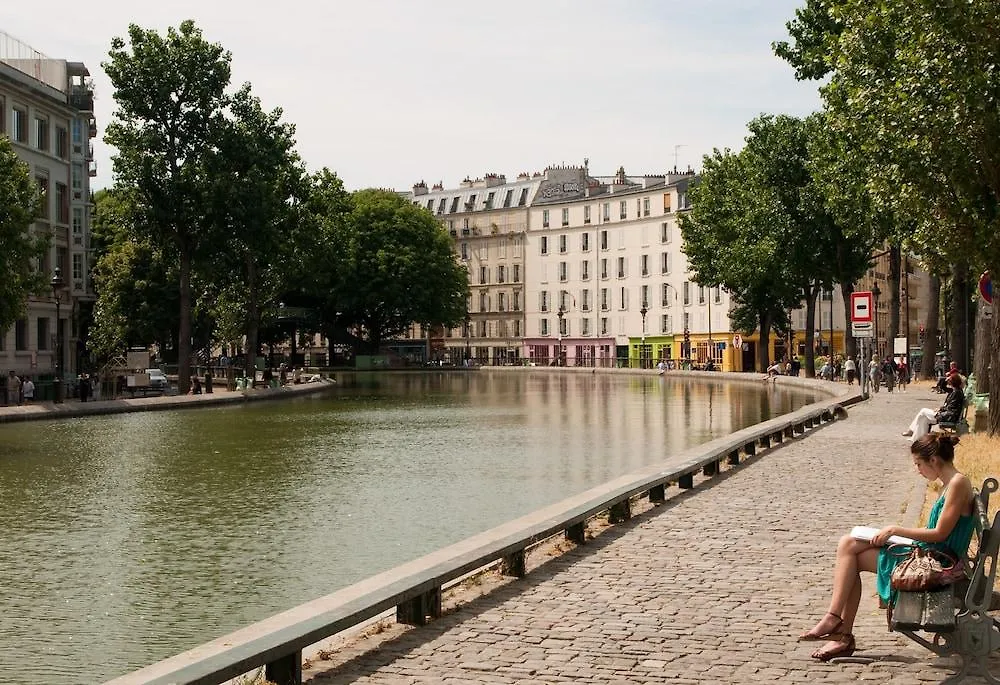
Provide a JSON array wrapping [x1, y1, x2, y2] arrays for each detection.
[[6, 370, 21, 406], [881, 356, 897, 393], [79, 373, 89, 402], [868, 358, 881, 393], [790, 357, 801, 377], [844, 357, 857, 385], [897, 358, 909, 392], [799, 433, 973, 661], [22, 376, 34, 403]]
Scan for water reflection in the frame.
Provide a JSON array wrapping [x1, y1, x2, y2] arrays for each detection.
[[0, 371, 817, 683]]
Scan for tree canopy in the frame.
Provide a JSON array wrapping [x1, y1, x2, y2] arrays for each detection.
[[0, 137, 47, 334]]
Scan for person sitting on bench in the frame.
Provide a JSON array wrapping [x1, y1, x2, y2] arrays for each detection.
[[902, 374, 965, 440], [799, 433, 973, 661], [935, 361, 960, 393]]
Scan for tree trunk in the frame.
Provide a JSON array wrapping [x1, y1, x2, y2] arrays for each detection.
[[840, 281, 857, 362], [973, 299, 991, 396], [757, 310, 771, 372], [244, 254, 260, 376], [887, 245, 901, 345], [949, 262, 970, 373], [177, 248, 192, 394], [920, 273, 941, 380], [804, 287, 819, 378], [989, 269, 999, 435]]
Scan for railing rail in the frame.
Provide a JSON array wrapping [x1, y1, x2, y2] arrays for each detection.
[[106, 386, 859, 685]]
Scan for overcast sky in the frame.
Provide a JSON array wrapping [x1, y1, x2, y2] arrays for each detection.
[[1, 0, 820, 191]]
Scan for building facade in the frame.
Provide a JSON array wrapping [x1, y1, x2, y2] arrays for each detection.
[[0, 32, 97, 382]]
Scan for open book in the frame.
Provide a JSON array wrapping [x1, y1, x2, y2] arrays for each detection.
[[851, 525, 916, 547]]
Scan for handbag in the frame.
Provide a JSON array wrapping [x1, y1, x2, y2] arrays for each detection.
[[889, 544, 964, 592]]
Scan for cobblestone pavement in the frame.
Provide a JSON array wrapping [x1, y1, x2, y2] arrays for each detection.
[[309, 388, 998, 684]]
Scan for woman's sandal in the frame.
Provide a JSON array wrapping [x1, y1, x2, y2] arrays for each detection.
[[798, 612, 844, 641], [811, 634, 856, 662]]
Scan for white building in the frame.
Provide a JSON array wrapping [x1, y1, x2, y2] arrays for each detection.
[[0, 32, 97, 387]]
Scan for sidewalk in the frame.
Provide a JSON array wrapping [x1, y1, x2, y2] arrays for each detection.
[[0, 379, 337, 423], [307, 388, 992, 684]]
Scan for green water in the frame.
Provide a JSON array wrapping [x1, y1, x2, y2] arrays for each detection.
[[0, 371, 817, 683]]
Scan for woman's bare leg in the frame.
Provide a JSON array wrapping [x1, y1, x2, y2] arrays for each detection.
[[805, 536, 879, 637]]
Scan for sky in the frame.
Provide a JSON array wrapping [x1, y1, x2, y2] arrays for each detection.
[[1, 0, 821, 192]]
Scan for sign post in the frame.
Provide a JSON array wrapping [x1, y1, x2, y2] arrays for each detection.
[[851, 291, 875, 395]]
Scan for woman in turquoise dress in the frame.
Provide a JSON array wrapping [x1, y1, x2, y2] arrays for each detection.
[[799, 433, 973, 661]]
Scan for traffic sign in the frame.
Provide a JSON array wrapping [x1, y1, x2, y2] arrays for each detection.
[[851, 321, 873, 338], [851, 291, 873, 323], [979, 271, 992, 304], [732, 334, 742, 349]]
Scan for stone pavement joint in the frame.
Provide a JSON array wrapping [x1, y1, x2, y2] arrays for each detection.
[[305, 389, 1000, 684]]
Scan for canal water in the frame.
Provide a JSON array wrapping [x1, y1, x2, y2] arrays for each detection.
[[0, 371, 818, 683]]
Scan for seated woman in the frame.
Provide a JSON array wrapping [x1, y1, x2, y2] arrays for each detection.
[[902, 374, 965, 440], [799, 433, 973, 661]]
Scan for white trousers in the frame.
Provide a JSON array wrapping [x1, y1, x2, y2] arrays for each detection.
[[908, 408, 937, 441]]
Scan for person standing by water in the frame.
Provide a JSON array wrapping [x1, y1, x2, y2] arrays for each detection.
[[844, 357, 857, 386], [21, 376, 34, 403], [6, 370, 21, 406]]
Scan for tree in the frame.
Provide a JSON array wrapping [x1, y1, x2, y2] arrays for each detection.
[[205, 84, 307, 371], [0, 137, 47, 334], [681, 115, 838, 373], [103, 20, 232, 392], [336, 190, 469, 353], [775, 0, 1000, 433]]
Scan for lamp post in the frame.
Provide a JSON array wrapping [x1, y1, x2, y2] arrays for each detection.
[[872, 282, 882, 359], [707, 287, 713, 367], [50, 267, 66, 403], [639, 304, 648, 369], [829, 287, 834, 361], [464, 312, 471, 365], [556, 305, 565, 366]]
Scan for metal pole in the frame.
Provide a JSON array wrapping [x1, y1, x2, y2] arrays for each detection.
[[707, 290, 713, 366]]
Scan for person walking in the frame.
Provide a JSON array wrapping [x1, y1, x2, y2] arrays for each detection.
[[844, 357, 857, 386], [897, 358, 909, 392], [868, 358, 881, 393], [881, 356, 897, 393], [21, 376, 34, 403], [6, 370, 21, 406]]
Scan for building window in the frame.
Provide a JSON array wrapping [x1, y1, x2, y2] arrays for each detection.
[[71, 119, 83, 145], [540, 290, 549, 313], [479, 266, 488, 284], [15, 319, 27, 350], [602, 202, 610, 222], [55, 183, 68, 223], [479, 292, 489, 311], [32, 116, 49, 151], [581, 261, 590, 281], [600, 258, 608, 280], [497, 265, 506, 283], [581, 232, 589, 252], [460, 242, 469, 260], [0, 96, 5, 136], [699, 285, 706, 304], [559, 234, 567, 254], [582, 289, 590, 311], [540, 318, 549, 336], [619, 200, 627, 220], [643, 197, 650, 217], [617, 256, 626, 278], [503, 189, 513, 208], [600, 230, 608, 250], [485, 192, 494, 209], [513, 264, 521, 282], [714, 286, 722, 303], [641, 254, 649, 277], [660, 252, 671, 275], [37, 318, 50, 350], [601, 288, 609, 311], [601, 317, 609, 335], [513, 291, 521, 311], [72, 163, 83, 191], [73, 253, 83, 280], [35, 175, 50, 219], [561, 208, 569, 226], [540, 236, 548, 255], [661, 222, 671, 243], [584, 205, 591, 224], [662, 283, 674, 307], [559, 261, 568, 282], [12, 106, 27, 143], [497, 292, 507, 312], [684, 312, 691, 331], [683, 281, 691, 306], [619, 287, 629, 310], [54, 126, 67, 159], [663, 193, 672, 213], [661, 314, 672, 333], [542, 210, 550, 228], [641, 285, 649, 309], [582, 319, 591, 336], [514, 319, 521, 336], [559, 315, 568, 337], [518, 188, 528, 206]]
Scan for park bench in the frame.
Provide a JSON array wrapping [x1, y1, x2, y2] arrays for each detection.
[[890, 477, 1000, 683]]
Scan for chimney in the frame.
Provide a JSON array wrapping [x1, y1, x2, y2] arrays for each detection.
[[412, 180, 428, 196]]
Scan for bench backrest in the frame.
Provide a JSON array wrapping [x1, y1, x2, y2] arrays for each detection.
[[964, 478, 999, 612]]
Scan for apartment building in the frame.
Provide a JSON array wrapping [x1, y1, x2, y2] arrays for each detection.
[[0, 32, 97, 381]]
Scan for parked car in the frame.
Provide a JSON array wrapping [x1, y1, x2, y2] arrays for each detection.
[[145, 368, 169, 390]]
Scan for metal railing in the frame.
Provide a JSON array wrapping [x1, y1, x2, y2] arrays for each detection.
[[106, 383, 857, 685]]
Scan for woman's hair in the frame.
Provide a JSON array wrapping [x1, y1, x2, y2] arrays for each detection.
[[948, 373, 964, 389], [912, 433, 959, 462]]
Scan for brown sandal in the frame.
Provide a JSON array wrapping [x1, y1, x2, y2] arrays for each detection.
[[799, 612, 844, 642], [811, 634, 856, 662]]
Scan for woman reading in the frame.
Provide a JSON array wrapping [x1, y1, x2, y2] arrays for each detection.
[[799, 433, 974, 661]]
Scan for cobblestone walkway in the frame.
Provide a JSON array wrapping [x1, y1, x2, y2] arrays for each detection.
[[309, 389, 997, 684]]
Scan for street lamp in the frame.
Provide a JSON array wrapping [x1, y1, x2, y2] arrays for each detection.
[[871, 282, 882, 359], [556, 305, 565, 367], [50, 267, 66, 403], [639, 304, 648, 369]]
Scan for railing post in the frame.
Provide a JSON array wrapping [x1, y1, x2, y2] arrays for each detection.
[[649, 483, 666, 503], [397, 587, 442, 626], [502, 550, 527, 578], [760, 435, 771, 449], [566, 521, 586, 544], [609, 499, 631, 523], [727, 450, 740, 466], [744, 442, 756, 457], [678, 473, 694, 489], [266, 651, 302, 685], [772, 431, 783, 444], [703, 460, 719, 477]]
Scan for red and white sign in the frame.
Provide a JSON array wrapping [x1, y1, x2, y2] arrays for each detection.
[[851, 291, 874, 323], [979, 271, 992, 304]]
